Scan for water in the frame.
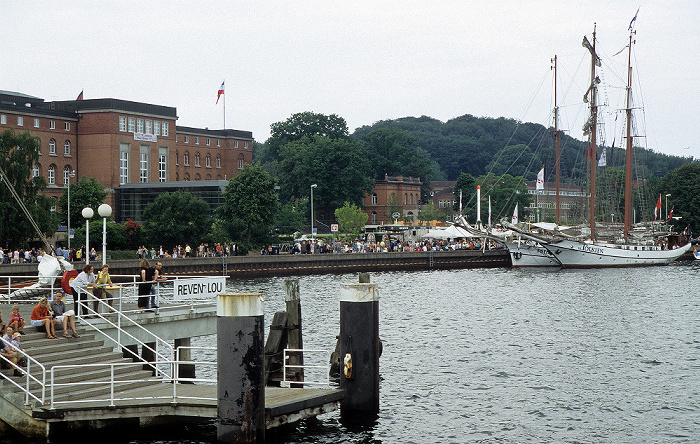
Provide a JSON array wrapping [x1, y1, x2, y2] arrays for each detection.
[[8, 263, 700, 443]]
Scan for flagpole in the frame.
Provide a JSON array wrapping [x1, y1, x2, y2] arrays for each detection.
[[223, 81, 226, 129]]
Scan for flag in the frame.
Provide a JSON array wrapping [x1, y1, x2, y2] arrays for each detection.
[[598, 148, 607, 167], [629, 8, 639, 30], [654, 195, 661, 221], [683, 224, 690, 235], [511, 204, 519, 224], [216, 81, 224, 104], [536, 166, 545, 190], [582, 36, 601, 67], [76, 90, 83, 101], [488, 196, 492, 228], [666, 206, 674, 222]]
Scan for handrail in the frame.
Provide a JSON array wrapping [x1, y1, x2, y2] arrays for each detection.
[[0, 344, 47, 405], [283, 348, 331, 387]]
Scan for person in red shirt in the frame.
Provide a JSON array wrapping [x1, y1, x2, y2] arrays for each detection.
[[30, 297, 57, 339]]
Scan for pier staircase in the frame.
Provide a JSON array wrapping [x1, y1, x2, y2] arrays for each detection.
[[0, 325, 156, 438]]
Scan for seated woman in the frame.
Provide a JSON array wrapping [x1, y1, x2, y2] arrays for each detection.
[[8, 305, 25, 334], [0, 326, 21, 375], [30, 297, 57, 339], [50, 291, 79, 338]]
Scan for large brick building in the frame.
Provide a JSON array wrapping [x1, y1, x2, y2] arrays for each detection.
[[361, 175, 422, 224], [0, 90, 253, 219]]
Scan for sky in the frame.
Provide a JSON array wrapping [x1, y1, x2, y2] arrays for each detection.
[[1, 1, 698, 158]]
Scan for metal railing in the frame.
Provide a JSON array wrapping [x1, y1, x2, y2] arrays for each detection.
[[282, 348, 331, 388]]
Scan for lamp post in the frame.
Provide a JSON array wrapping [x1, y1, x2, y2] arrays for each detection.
[[98, 204, 112, 266], [66, 170, 76, 250], [310, 184, 317, 238], [82, 207, 94, 265], [665, 193, 671, 221]]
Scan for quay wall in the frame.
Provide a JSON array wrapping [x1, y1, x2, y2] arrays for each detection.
[[0, 249, 510, 279]]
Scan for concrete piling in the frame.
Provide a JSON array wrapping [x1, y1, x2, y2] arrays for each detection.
[[217, 293, 265, 444], [339, 283, 380, 418]]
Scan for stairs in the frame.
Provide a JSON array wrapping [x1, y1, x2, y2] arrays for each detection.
[[0, 322, 161, 437]]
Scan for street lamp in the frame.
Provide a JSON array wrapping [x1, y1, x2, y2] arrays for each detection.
[[665, 194, 671, 221], [98, 204, 112, 266], [82, 207, 94, 265], [310, 184, 317, 238], [66, 170, 76, 250]]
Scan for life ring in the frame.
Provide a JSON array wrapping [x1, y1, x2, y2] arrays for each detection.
[[513, 251, 522, 260], [61, 270, 79, 294]]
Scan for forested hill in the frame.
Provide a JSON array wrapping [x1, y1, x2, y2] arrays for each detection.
[[352, 114, 691, 183]]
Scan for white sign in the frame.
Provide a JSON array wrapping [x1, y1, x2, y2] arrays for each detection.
[[331, 224, 339, 232], [174, 277, 226, 300], [134, 132, 157, 142]]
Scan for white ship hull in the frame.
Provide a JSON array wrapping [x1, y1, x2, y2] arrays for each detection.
[[504, 240, 561, 268], [539, 239, 691, 268]]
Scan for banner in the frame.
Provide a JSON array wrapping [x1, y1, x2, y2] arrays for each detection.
[[173, 277, 226, 300]]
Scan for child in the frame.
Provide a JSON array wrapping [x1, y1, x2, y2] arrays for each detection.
[[9, 305, 25, 334]]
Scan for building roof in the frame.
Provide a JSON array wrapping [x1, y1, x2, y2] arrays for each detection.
[[49, 98, 177, 119], [176, 126, 253, 139]]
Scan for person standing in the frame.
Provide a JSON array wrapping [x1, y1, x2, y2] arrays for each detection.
[[50, 291, 79, 338], [138, 259, 155, 310], [70, 264, 96, 316], [149, 261, 167, 309], [93, 264, 114, 312]]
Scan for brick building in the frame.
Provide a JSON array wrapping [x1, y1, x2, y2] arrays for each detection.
[[362, 175, 422, 224], [0, 90, 252, 220]]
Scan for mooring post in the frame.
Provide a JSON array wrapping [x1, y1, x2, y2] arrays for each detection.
[[339, 282, 380, 418], [217, 293, 265, 444], [284, 279, 303, 385]]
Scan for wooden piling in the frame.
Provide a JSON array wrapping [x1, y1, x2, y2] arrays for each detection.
[[339, 283, 380, 418], [284, 279, 303, 386], [217, 293, 265, 444]]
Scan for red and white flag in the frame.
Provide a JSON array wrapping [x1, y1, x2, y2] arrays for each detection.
[[216, 81, 224, 104], [654, 195, 662, 221], [536, 166, 545, 190], [666, 206, 675, 222]]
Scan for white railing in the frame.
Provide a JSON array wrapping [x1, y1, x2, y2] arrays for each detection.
[[282, 348, 331, 388], [0, 350, 46, 405]]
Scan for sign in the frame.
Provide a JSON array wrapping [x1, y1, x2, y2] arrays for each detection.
[[173, 277, 226, 300], [312, 228, 317, 235], [331, 224, 339, 232], [134, 132, 157, 142], [69, 229, 74, 239], [392, 212, 401, 220]]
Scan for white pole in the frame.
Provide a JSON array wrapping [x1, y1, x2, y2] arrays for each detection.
[[67, 183, 71, 251], [102, 217, 107, 266], [85, 218, 89, 266], [476, 186, 481, 229]]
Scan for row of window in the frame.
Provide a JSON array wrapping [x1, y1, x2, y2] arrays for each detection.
[[1, 114, 71, 131], [178, 135, 248, 150], [33, 163, 73, 186], [118, 116, 170, 137], [179, 152, 224, 168], [46, 139, 71, 156], [369, 192, 421, 206]]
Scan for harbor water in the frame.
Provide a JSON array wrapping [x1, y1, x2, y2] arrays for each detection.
[[7, 262, 700, 443]]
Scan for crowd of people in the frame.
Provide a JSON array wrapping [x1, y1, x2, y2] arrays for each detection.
[[0, 245, 101, 265], [136, 243, 239, 260], [261, 237, 504, 255]]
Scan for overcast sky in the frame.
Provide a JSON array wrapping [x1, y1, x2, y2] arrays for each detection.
[[2, 1, 698, 158]]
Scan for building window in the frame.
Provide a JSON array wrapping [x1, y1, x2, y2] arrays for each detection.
[[184, 135, 189, 143], [63, 166, 71, 186], [17, 116, 23, 126], [206, 138, 210, 146], [154, 121, 160, 136], [206, 155, 211, 167], [216, 155, 221, 168], [119, 116, 127, 132], [136, 119, 144, 133], [49, 139, 56, 155], [64, 122, 70, 131], [216, 139, 220, 147], [195, 153, 200, 167], [48, 164, 56, 185], [404, 193, 407, 205], [33, 163, 40, 178], [162, 122, 169, 136], [195, 173, 201, 180], [119, 143, 130, 185], [0, 115, 6, 124], [195, 137, 199, 145], [238, 155, 244, 170], [50, 120, 55, 129], [128, 117, 135, 132], [139, 145, 149, 182], [145, 120, 153, 135], [372, 193, 377, 205], [372, 212, 377, 224], [175, 151, 179, 166], [235, 140, 239, 149], [64, 140, 70, 156], [244, 141, 248, 149], [184, 152, 190, 166], [158, 147, 168, 182], [184, 173, 190, 181], [34, 118, 40, 128]]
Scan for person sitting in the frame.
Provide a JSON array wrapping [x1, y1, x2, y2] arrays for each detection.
[[51, 291, 79, 338], [0, 326, 22, 376], [30, 297, 57, 339], [8, 305, 25, 334]]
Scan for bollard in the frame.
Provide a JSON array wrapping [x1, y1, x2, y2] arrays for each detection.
[[284, 279, 303, 385], [339, 283, 379, 418], [217, 293, 265, 444]]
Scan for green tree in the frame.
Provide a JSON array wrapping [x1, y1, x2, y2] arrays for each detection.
[[334, 202, 368, 236], [453, 172, 476, 213], [275, 197, 309, 235], [0, 129, 57, 248], [57, 177, 108, 226], [659, 162, 700, 234], [476, 173, 532, 223], [141, 191, 212, 249], [219, 163, 278, 247], [264, 111, 350, 163], [383, 193, 403, 223], [418, 202, 440, 225]]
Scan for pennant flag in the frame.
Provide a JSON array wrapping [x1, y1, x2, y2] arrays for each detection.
[[536, 166, 545, 190], [629, 8, 639, 30], [511, 204, 519, 224], [216, 81, 225, 104], [666, 206, 674, 222], [683, 224, 690, 235], [76, 90, 84, 101], [654, 195, 662, 221], [598, 147, 607, 167]]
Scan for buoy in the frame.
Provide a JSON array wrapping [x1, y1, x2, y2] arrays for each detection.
[[61, 270, 79, 294]]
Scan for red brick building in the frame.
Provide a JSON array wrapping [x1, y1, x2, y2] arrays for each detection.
[[362, 175, 422, 224], [0, 90, 252, 218]]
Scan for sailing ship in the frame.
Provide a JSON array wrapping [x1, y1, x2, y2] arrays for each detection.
[[506, 23, 691, 268]]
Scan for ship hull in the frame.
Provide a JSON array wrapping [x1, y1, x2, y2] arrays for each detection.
[[539, 239, 692, 268]]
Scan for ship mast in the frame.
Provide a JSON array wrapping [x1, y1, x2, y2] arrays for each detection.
[[623, 29, 635, 240], [553, 55, 561, 225], [587, 25, 598, 241]]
